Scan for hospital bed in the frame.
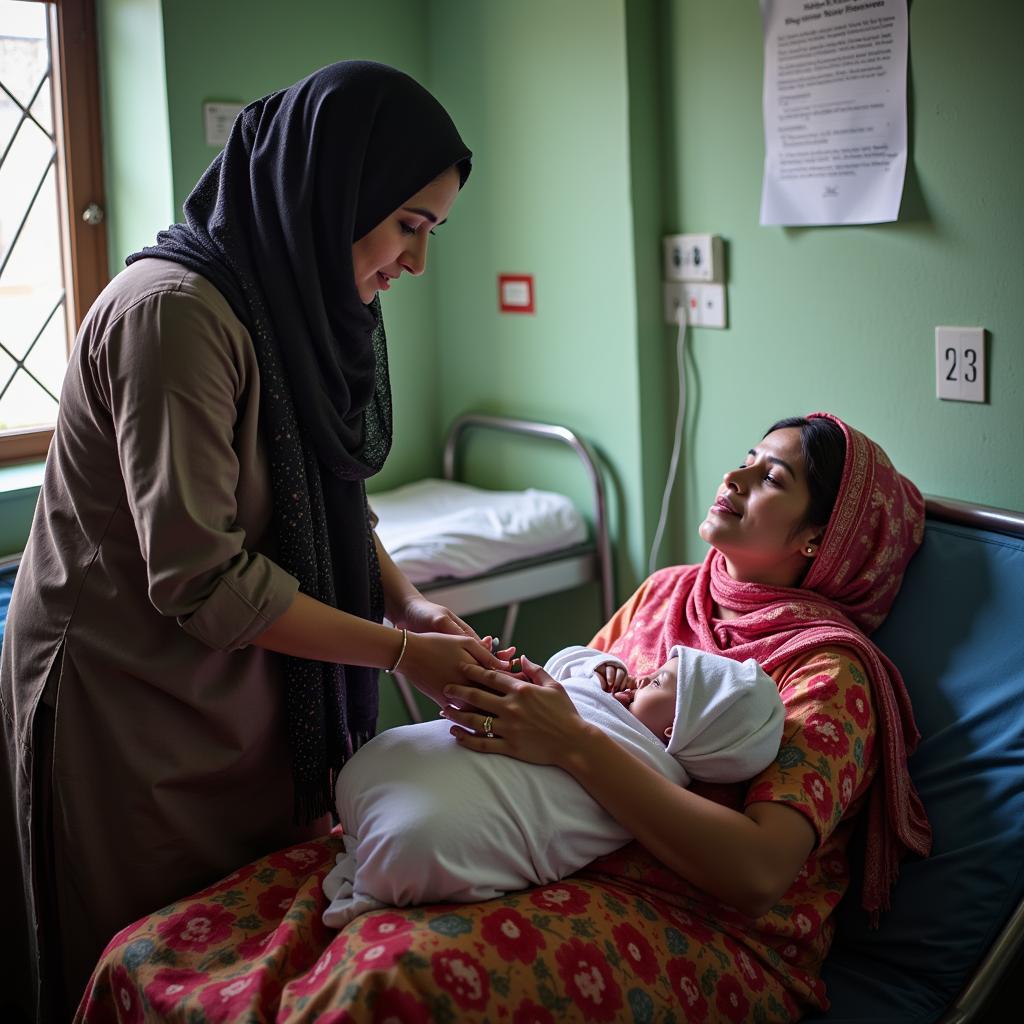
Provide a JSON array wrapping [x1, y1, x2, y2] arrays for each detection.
[[370, 413, 615, 721], [804, 494, 1024, 1023], [6, 496, 1024, 1023]]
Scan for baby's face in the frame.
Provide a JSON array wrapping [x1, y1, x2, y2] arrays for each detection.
[[627, 657, 678, 743]]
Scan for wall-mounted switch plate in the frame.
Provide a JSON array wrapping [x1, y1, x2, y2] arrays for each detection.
[[663, 234, 724, 282], [936, 327, 985, 402]]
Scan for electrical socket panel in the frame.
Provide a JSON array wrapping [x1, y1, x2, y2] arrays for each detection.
[[663, 234, 724, 282], [699, 283, 727, 328], [663, 282, 727, 328]]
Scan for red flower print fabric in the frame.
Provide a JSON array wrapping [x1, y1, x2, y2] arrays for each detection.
[[481, 908, 546, 963], [716, 974, 751, 1022], [752, 649, 876, 846], [107, 966, 143, 1024], [431, 948, 490, 1011], [358, 911, 412, 943], [196, 971, 270, 1023], [666, 957, 708, 1021], [143, 968, 204, 1013], [155, 903, 235, 953], [368, 988, 429, 1023], [76, 647, 877, 1024], [512, 998, 556, 1024], [529, 882, 590, 914], [612, 921, 659, 983], [555, 938, 623, 1021]]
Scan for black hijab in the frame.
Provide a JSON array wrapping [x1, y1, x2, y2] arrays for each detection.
[[127, 61, 472, 821]]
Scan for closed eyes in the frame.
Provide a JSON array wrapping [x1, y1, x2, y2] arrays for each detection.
[[400, 222, 437, 237]]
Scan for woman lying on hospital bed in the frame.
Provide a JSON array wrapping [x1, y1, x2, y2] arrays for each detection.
[[323, 642, 785, 926]]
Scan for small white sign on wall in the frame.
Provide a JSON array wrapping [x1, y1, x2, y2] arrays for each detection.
[[203, 102, 244, 147], [936, 327, 986, 403]]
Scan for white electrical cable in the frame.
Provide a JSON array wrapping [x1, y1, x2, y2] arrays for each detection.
[[648, 305, 688, 574]]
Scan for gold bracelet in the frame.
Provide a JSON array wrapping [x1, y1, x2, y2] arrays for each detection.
[[384, 628, 408, 674]]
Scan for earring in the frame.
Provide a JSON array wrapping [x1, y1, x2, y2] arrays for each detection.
[[805, 546, 816, 556]]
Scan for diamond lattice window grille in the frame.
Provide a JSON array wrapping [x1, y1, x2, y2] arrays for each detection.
[[0, 0, 67, 433]]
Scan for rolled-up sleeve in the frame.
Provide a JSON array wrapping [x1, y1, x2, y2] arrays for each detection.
[[93, 283, 298, 651]]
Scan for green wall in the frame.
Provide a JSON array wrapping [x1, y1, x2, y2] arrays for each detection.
[[425, 0, 647, 659], [96, 0, 174, 278], [6, 0, 1022, 707], [661, 0, 1024, 563]]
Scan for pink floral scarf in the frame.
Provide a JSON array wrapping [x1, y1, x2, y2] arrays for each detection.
[[607, 413, 931, 917]]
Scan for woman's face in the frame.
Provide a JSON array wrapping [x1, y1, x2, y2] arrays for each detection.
[[698, 427, 826, 587], [351, 166, 461, 304]]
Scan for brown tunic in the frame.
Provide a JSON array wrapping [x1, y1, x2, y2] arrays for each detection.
[[0, 259, 324, 1018]]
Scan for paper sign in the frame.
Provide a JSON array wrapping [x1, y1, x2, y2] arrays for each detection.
[[759, 0, 908, 226], [203, 102, 244, 147]]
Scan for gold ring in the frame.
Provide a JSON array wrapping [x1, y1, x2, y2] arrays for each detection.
[[482, 715, 494, 738]]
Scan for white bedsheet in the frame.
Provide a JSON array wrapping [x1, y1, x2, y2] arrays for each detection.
[[370, 478, 587, 585]]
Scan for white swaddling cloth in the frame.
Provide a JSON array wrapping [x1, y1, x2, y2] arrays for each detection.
[[322, 644, 784, 928]]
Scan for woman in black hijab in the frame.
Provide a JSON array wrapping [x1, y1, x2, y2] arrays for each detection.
[[1, 60, 499, 1020]]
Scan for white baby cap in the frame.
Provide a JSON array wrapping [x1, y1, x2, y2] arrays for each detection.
[[665, 645, 785, 783]]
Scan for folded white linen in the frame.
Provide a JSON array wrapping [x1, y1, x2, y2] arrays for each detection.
[[369, 478, 587, 584], [322, 644, 783, 928]]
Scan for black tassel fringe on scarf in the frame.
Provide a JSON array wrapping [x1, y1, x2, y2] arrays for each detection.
[[127, 61, 471, 822]]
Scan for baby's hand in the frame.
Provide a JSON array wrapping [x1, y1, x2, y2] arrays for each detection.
[[488, 638, 523, 676], [594, 661, 631, 693]]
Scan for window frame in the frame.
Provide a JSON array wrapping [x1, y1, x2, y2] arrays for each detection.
[[0, 0, 108, 465]]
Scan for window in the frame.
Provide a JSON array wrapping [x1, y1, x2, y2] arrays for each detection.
[[0, 0, 107, 463]]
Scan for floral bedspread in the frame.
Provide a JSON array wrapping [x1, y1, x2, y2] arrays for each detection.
[[75, 835, 803, 1023], [75, 647, 878, 1022]]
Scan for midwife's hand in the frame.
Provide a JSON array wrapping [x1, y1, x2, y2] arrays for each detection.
[[442, 656, 593, 768], [399, 631, 507, 710], [397, 595, 479, 640], [593, 661, 631, 693]]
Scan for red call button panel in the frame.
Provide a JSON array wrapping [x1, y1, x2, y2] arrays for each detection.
[[498, 274, 535, 314]]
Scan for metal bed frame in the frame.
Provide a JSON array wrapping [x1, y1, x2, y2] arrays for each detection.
[[388, 413, 615, 724]]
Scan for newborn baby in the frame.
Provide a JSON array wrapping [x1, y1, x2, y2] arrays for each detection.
[[322, 644, 784, 928]]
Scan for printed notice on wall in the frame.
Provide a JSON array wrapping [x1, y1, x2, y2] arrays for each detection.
[[759, 0, 908, 226]]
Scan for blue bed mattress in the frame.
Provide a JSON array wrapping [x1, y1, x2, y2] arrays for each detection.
[[805, 519, 1024, 1022], [0, 565, 16, 642]]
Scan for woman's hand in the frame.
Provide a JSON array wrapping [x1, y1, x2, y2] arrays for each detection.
[[396, 595, 479, 640], [398, 631, 505, 709], [441, 656, 595, 769]]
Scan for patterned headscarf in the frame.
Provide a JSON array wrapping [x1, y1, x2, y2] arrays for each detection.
[[609, 413, 930, 917], [127, 62, 472, 822]]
